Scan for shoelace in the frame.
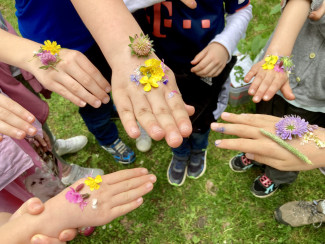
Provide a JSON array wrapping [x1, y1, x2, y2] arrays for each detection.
[[114, 140, 128, 155], [259, 174, 273, 187], [295, 201, 324, 228], [241, 155, 251, 166]]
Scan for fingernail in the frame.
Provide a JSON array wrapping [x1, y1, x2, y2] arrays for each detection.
[[248, 89, 254, 95], [137, 197, 143, 203], [105, 86, 111, 93], [151, 125, 163, 135], [102, 96, 110, 104], [180, 124, 191, 133], [212, 126, 225, 133], [146, 183, 153, 189], [253, 96, 259, 103], [263, 95, 269, 101], [31, 235, 42, 244], [27, 115, 34, 123], [60, 231, 70, 241], [29, 202, 42, 212], [28, 127, 36, 135], [215, 140, 221, 146], [16, 131, 24, 138], [222, 112, 230, 118], [94, 100, 101, 108], [245, 153, 255, 160], [168, 131, 182, 142], [80, 101, 87, 107], [140, 168, 148, 174], [149, 175, 157, 182], [130, 127, 139, 136]]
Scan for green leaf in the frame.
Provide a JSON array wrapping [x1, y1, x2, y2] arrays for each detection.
[[192, 235, 200, 244], [270, 3, 281, 15], [254, 24, 267, 32]]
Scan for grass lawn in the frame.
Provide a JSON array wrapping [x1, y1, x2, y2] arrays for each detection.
[[1, 1, 325, 243]]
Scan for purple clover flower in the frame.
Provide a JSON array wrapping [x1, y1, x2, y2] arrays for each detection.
[[130, 74, 140, 86], [37, 51, 57, 66], [275, 115, 310, 140]]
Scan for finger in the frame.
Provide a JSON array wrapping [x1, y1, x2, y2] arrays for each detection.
[[194, 62, 216, 77], [110, 197, 144, 221], [185, 104, 195, 116], [252, 71, 275, 103], [146, 88, 184, 147], [58, 229, 78, 242], [31, 235, 65, 244], [280, 82, 295, 100], [110, 174, 156, 196], [103, 168, 149, 185], [309, 2, 325, 21], [190, 51, 206, 70], [220, 112, 279, 128], [262, 74, 288, 101], [43, 79, 87, 107], [110, 181, 154, 207], [180, 0, 197, 9], [247, 72, 264, 97], [11, 197, 44, 220], [244, 62, 260, 84], [0, 94, 35, 124], [210, 122, 261, 139], [42, 131, 52, 151], [0, 121, 27, 139], [35, 135, 47, 148], [129, 90, 165, 141], [206, 64, 224, 78], [67, 61, 110, 104], [113, 90, 140, 139]]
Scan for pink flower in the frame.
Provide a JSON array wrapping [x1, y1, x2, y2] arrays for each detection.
[[37, 51, 57, 66], [274, 64, 284, 73], [65, 187, 83, 203]]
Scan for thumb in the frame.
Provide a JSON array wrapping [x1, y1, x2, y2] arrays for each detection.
[[10, 197, 44, 221], [185, 104, 195, 116], [180, 0, 197, 9]]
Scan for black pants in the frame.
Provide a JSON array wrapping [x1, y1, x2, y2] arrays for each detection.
[[256, 94, 325, 185]]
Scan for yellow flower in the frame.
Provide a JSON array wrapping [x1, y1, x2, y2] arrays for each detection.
[[41, 40, 61, 55], [84, 175, 102, 191], [262, 55, 278, 70], [139, 58, 165, 92]]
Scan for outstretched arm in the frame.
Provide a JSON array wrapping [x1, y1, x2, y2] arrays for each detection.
[[211, 112, 325, 171], [71, 0, 193, 148], [245, 0, 311, 103]]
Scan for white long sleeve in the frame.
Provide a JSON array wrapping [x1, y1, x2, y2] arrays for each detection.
[[124, 0, 165, 13], [211, 5, 253, 62]]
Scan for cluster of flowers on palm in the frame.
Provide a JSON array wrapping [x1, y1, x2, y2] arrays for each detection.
[[262, 55, 294, 75], [33, 40, 62, 70], [130, 58, 168, 92]]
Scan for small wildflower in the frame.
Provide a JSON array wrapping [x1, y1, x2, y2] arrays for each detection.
[[42, 40, 61, 55], [276, 115, 310, 140], [129, 33, 154, 57], [85, 175, 102, 191]]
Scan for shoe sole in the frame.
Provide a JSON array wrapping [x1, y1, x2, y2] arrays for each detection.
[[187, 150, 207, 180], [167, 158, 187, 187], [116, 157, 136, 165], [250, 185, 278, 198]]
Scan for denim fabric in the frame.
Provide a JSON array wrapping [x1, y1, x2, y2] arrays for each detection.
[[79, 99, 118, 146], [172, 130, 210, 158]]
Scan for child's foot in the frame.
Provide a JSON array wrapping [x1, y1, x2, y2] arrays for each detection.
[[54, 135, 88, 156], [187, 150, 207, 179], [61, 164, 104, 186], [136, 124, 152, 153], [229, 153, 255, 173], [167, 155, 188, 186], [101, 138, 136, 164], [250, 173, 279, 198]]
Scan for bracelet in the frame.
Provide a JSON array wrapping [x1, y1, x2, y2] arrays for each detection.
[[130, 58, 168, 92], [33, 40, 62, 71], [129, 33, 154, 58], [262, 55, 294, 75]]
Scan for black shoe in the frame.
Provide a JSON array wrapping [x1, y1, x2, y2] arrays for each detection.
[[251, 173, 279, 198], [229, 153, 255, 172], [167, 155, 188, 186], [187, 150, 207, 179]]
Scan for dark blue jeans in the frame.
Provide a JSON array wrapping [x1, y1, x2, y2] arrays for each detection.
[[172, 130, 210, 158], [79, 43, 118, 146]]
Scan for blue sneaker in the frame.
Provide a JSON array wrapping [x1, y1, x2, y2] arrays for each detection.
[[187, 149, 207, 179], [167, 155, 188, 186], [102, 138, 135, 164]]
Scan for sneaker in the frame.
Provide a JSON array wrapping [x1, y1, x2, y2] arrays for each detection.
[[54, 135, 88, 156], [250, 173, 279, 198], [167, 155, 188, 186], [136, 124, 152, 152], [101, 138, 136, 164], [187, 149, 207, 179], [61, 164, 104, 185], [274, 200, 325, 228], [229, 152, 254, 173]]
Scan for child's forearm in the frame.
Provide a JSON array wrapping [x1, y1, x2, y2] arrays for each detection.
[[265, 0, 311, 56]]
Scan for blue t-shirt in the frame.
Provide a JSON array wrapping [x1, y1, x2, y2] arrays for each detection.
[[136, 0, 249, 70], [15, 0, 94, 52]]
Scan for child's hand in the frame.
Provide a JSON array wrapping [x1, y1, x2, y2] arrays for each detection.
[[180, 0, 197, 9], [28, 48, 111, 109], [31, 130, 52, 152], [244, 60, 295, 103], [0, 93, 37, 141], [309, 1, 325, 21], [190, 43, 229, 78]]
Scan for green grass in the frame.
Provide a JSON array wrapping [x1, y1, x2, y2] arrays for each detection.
[[2, 0, 325, 243]]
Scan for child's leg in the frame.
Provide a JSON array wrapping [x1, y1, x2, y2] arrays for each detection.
[[167, 138, 191, 186], [187, 130, 209, 179]]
